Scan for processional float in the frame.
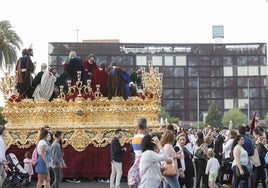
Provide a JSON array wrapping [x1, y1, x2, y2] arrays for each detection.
[[0, 63, 163, 152]]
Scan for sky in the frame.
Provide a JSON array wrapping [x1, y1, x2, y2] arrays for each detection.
[[0, 0, 268, 106]]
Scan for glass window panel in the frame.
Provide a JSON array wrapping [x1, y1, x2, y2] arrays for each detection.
[[238, 99, 248, 109], [237, 67, 248, 76], [211, 78, 222, 87], [50, 56, 57, 66], [260, 66, 267, 76], [248, 66, 259, 76], [250, 99, 260, 109], [224, 78, 235, 87], [111, 56, 123, 66], [260, 56, 266, 65], [223, 57, 233, 66], [176, 56, 187, 66], [247, 56, 258, 65], [163, 78, 174, 88], [163, 89, 173, 99], [136, 56, 147, 65], [189, 89, 197, 98], [165, 56, 173, 66], [122, 56, 134, 66], [189, 111, 197, 121], [160, 67, 174, 77], [152, 56, 163, 66], [224, 67, 233, 77], [199, 57, 210, 66], [211, 68, 222, 77], [249, 88, 259, 98], [174, 100, 185, 110], [174, 89, 184, 99], [174, 78, 184, 88], [200, 92, 211, 99], [188, 68, 198, 77], [237, 56, 247, 66], [189, 100, 197, 109], [174, 67, 184, 77], [224, 89, 235, 98], [188, 78, 197, 87], [238, 78, 248, 87], [163, 100, 173, 110], [224, 99, 234, 109], [187, 57, 198, 66], [238, 88, 248, 98], [211, 89, 223, 98], [211, 57, 222, 66]]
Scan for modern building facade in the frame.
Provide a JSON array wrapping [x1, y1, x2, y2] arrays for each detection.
[[48, 41, 267, 122]]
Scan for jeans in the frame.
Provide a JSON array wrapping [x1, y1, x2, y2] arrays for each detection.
[[163, 175, 180, 188], [52, 167, 62, 188], [194, 159, 208, 188], [110, 160, 122, 188]]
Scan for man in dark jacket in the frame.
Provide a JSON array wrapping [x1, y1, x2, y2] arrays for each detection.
[[110, 128, 127, 188]]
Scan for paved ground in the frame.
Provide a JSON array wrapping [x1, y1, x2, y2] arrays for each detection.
[[27, 180, 128, 188]]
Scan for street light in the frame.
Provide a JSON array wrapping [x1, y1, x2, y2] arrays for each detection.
[[76, 29, 79, 42], [247, 78, 250, 123], [197, 76, 200, 129]]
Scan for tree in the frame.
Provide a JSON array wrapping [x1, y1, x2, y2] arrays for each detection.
[[0, 20, 23, 67], [205, 101, 222, 128], [158, 106, 179, 125], [222, 108, 248, 129], [0, 106, 7, 125]]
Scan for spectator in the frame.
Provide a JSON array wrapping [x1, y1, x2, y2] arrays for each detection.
[[110, 128, 127, 188], [138, 133, 170, 188], [205, 150, 220, 188], [161, 131, 181, 188], [35, 127, 51, 188], [231, 135, 250, 188]]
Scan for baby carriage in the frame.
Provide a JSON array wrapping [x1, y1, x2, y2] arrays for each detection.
[[3, 153, 30, 187]]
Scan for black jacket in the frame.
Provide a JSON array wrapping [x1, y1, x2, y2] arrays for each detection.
[[110, 137, 125, 162], [174, 146, 195, 177]]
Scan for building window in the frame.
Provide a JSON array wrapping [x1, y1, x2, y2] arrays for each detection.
[[260, 66, 267, 76], [238, 99, 248, 109], [164, 56, 173, 66], [237, 66, 248, 76], [248, 66, 259, 76], [224, 99, 233, 109], [136, 56, 147, 65], [152, 56, 163, 66], [111, 56, 123, 65], [176, 56, 186, 66], [224, 67, 233, 77]]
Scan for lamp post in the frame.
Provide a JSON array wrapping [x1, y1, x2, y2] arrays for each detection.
[[197, 76, 200, 129], [247, 78, 250, 123], [76, 29, 79, 42]]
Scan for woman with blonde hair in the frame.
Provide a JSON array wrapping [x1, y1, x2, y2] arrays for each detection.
[[161, 131, 182, 188], [35, 127, 51, 188]]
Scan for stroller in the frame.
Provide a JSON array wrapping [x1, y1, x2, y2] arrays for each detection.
[[3, 153, 30, 187]]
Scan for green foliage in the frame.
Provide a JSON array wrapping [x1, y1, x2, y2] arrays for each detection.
[[158, 106, 179, 125], [0, 20, 23, 66], [222, 108, 248, 129], [205, 101, 222, 128], [0, 107, 7, 125]]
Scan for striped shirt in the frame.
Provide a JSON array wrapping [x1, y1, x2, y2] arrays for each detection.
[[131, 134, 144, 157]]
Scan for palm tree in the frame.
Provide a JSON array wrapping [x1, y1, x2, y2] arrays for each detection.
[[0, 20, 23, 69]]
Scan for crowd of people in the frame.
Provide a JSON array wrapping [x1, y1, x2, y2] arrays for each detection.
[[14, 49, 142, 102], [123, 118, 268, 188]]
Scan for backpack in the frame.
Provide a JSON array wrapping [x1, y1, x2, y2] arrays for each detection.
[[31, 147, 38, 166]]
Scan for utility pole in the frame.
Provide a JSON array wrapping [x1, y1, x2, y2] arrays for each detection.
[[76, 29, 79, 42]]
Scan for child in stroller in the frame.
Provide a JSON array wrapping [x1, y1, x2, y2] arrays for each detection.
[[3, 153, 30, 187]]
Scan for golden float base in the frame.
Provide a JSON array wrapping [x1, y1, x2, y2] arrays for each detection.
[[3, 96, 160, 151]]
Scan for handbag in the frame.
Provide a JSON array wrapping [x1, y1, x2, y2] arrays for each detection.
[[195, 144, 207, 160], [161, 160, 177, 176], [233, 165, 249, 180]]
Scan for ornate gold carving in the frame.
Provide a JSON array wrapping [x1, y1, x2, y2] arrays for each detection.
[[1, 64, 163, 151]]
